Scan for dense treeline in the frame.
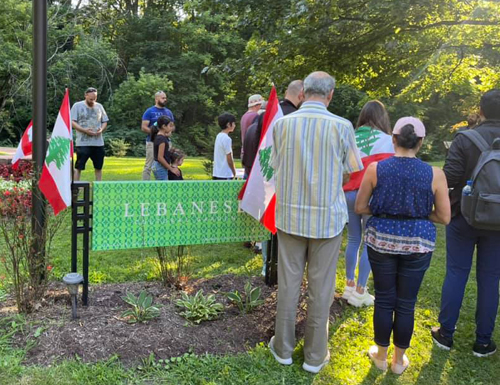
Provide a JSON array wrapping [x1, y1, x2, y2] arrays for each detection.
[[0, 0, 499, 159]]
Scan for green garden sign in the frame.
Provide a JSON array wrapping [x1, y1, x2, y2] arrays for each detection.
[[92, 180, 270, 251]]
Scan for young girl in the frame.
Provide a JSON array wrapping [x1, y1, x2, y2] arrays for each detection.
[[167, 148, 186, 180], [151, 115, 179, 181]]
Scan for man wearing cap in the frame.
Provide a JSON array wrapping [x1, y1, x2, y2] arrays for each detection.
[[240, 94, 264, 159], [71, 87, 109, 181], [141, 91, 174, 180]]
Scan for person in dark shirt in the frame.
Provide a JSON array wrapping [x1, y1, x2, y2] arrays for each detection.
[[151, 115, 178, 181], [280, 80, 304, 115], [167, 148, 185, 181], [432, 89, 500, 358]]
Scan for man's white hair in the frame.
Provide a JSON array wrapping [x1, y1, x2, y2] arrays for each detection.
[[303, 72, 336, 98]]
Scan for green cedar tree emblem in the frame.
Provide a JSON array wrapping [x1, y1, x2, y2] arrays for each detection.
[[356, 128, 381, 155], [258, 146, 274, 181], [46, 137, 71, 169]]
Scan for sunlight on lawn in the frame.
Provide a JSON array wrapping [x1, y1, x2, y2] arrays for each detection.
[[1, 157, 499, 385]]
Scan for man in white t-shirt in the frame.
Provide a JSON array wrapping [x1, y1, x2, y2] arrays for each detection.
[[212, 112, 236, 180]]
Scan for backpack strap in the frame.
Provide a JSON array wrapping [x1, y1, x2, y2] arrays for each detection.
[[456, 129, 490, 152]]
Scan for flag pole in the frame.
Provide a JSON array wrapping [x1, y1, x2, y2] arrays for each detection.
[[32, 0, 48, 277]]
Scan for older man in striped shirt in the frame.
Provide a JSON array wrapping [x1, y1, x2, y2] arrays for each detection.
[[268, 71, 363, 374]]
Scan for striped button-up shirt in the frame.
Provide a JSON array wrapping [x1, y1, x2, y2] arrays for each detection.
[[272, 101, 363, 239]]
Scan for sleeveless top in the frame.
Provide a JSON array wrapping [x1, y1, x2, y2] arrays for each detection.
[[365, 157, 436, 254]]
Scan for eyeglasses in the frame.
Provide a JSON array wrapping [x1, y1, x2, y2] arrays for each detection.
[[85, 87, 97, 94]]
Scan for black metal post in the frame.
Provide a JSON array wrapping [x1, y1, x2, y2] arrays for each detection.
[[71, 181, 92, 306], [265, 234, 278, 286], [32, 0, 47, 277], [82, 184, 91, 306], [71, 186, 78, 273]]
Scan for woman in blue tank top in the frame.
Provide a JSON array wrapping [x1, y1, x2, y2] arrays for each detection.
[[355, 117, 451, 374]]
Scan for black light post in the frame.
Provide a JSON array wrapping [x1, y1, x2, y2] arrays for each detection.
[[32, 0, 47, 274]]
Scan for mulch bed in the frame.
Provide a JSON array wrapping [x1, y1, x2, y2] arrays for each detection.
[[2, 274, 344, 367]]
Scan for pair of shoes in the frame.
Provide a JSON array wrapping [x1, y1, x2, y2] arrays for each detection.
[[347, 289, 374, 307], [341, 285, 355, 300], [473, 340, 497, 357], [431, 327, 453, 350], [302, 351, 330, 374], [391, 354, 409, 375], [367, 345, 387, 371], [268, 336, 292, 365]]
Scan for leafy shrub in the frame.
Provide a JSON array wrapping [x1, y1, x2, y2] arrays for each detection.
[[175, 290, 223, 324], [121, 291, 162, 323], [155, 245, 191, 289], [202, 158, 213, 178], [0, 161, 33, 182], [108, 138, 131, 157], [226, 281, 264, 313]]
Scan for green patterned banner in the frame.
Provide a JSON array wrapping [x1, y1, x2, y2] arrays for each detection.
[[92, 180, 270, 251]]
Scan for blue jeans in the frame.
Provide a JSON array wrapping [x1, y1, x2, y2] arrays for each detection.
[[152, 161, 169, 181], [344, 190, 371, 287], [368, 247, 432, 349], [438, 214, 500, 345]]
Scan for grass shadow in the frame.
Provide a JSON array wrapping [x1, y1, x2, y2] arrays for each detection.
[[413, 344, 449, 385]]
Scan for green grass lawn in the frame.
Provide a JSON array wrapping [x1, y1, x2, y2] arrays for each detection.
[[1, 157, 499, 385]]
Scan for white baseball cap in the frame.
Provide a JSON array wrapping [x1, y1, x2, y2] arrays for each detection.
[[248, 94, 264, 107], [393, 117, 426, 137]]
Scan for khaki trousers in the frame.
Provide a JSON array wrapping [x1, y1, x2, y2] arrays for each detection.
[[142, 141, 154, 180], [274, 229, 342, 366]]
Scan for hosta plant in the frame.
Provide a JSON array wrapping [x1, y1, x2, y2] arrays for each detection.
[[121, 291, 162, 323], [226, 281, 264, 314], [175, 290, 223, 324]]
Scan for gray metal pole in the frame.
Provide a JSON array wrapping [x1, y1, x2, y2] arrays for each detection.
[[32, 0, 47, 279]]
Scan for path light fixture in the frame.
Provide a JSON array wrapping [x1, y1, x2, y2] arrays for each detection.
[[63, 273, 84, 320]]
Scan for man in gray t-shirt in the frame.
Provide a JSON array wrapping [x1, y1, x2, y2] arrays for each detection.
[[70, 87, 109, 181]]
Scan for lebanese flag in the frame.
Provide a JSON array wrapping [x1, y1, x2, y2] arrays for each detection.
[[238, 86, 283, 234], [39, 89, 73, 216], [11, 121, 33, 169], [343, 126, 394, 192]]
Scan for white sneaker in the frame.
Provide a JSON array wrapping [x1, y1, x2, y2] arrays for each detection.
[[347, 289, 375, 307], [269, 336, 292, 365], [302, 351, 330, 374], [341, 285, 355, 300]]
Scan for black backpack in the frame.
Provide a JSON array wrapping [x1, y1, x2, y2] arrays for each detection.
[[459, 130, 500, 231]]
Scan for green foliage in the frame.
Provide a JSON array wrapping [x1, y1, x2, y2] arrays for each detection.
[[226, 281, 264, 314], [108, 138, 130, 157], [138, 351, 198, 373], [175, 289, 224, 324], [155, 245, 191, 288], [45, 137, 71, 169], [121, 290, 162, 323], [201, 158, 213, 178], [0, 287, 7, 302]]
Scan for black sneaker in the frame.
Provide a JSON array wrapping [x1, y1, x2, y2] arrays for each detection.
[[431, 327, 453, 350], [473, 340, 497, 357]]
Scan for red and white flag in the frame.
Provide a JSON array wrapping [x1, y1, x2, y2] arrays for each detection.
[[238, 86, 283, 234], [11, 121, 33, 169], [39, 89, 73, 216]]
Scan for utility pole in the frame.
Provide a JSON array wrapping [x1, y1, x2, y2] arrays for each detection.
[[32, 0, 47, 276]]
